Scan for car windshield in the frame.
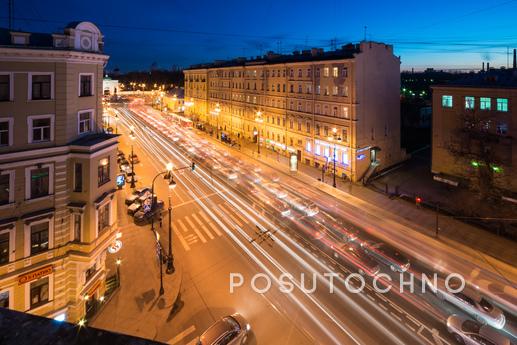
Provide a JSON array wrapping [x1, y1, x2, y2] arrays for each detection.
[[199, 317, 240, 344], [462, 319, 481, 333], [479, 298, 493, 312]]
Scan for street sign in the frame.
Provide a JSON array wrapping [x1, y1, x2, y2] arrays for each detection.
[[107, 240, 122, 254]]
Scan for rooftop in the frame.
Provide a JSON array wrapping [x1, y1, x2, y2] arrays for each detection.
[[0, 308, 164, 345], [0, 21, 104, 54], [435, 68, 517, 89], [69, 132, 119, 146], [186, 42, 381, 70]]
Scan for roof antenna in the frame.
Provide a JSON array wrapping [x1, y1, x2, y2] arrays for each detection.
[[8, 0, 14, 31], [364, 26, 367, 41]]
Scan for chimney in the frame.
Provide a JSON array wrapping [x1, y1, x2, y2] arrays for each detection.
[[487, 62, 490, 70], [482, 62, 485, 71], [513, 49, 516, 69]]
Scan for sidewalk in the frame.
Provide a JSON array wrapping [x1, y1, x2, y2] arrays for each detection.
[[197, 129, 517, 271], [91, 186, 182, 341]]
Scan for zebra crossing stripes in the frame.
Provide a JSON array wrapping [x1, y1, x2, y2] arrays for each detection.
[[183, 216, 207, 243], [191, 213, 214, 240], [198, 210, 223, 236]]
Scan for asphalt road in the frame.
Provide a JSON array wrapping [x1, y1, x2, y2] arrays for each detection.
[[111, 103, 516, 345]]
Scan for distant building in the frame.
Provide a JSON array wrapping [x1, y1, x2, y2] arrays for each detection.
[[184, 42, 405, 182], [0, 22, 119, 323], [432, 68, 517, 193], [103, 77, 119, 96]]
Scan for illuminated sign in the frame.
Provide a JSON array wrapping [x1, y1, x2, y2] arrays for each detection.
[[18, 265, 53, 285], [290, 154, 298, 172], [108, 240, 123, 254], [116, 174, 126, 187]]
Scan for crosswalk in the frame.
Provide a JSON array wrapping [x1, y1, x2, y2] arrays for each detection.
[[173, 203, 250, 251]]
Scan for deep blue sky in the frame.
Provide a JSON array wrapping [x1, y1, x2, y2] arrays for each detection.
[[2, 0, 517, 71]]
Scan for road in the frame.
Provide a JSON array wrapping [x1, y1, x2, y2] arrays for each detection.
[[112, 102, 517, 345]]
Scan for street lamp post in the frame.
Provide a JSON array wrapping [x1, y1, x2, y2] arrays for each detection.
[[155, 231, 164, 296], [114, 113, 118, 134], [255, 111, 264, 154], [328, 128, 342, 188], [129, 126, 136, 188]]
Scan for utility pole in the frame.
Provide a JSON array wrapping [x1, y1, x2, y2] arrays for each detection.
[[166, 195, 174, 274]]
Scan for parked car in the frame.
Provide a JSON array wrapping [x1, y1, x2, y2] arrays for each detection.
[[447, 314, 509, 345], [133, 200, 164, 225], [333, 241, 380, 276], [361, 241, 410, 272], [197, 313, 250, 345], [127, 201, 142, 215], [125, 187, 151, 205], [126, 171, 139, 183], [430, 279, 506, 329], [129, 153, 140, 164]]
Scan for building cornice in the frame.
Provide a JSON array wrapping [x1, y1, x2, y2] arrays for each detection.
[[0, 47, 109, 65]]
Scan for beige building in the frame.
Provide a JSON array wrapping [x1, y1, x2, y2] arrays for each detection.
[[432, 70, 517, 193], [0, 22, 119, 323], [184, 42, 405, 182]]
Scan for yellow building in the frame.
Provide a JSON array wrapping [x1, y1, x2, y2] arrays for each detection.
[[184, 42, 405, 182], [0, 22, 119, 322]]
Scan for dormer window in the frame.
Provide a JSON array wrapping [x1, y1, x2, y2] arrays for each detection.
[[10, 32, 30, 45]]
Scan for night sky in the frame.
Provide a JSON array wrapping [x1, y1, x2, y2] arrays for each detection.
[[2, 0, 517, 71]]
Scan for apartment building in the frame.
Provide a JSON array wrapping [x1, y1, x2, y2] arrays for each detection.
[[0, 22, 119, 323], [432, 69, 517, 193], [184, 42, 404, 182]]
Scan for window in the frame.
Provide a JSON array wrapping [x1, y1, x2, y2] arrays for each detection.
[[0, 290, 9, 308], [306, 141, 311, 152], [323, 67, 329, 77], [324, 147, 330, 157], [441, 95, 453, 108], [332, 67, 339, 77], [342, 151, 349, 165], [74, 163, 82, 192], [85, 263, 97, 282], [0, 74, 11, 101], [0, 232, 9, 264], [0, 172, 12, 206], [496, 123, 508, 135], [79, 74, 93, 97], [324, 126, 328, 136], [342, 128, 348, 142], [316, 85, 321, 95], [465, 96, 475, 110], [333, 107, 338, 116], [289, 120, 293, 129], [30, 74, 52, 100], [290, 85, 294, 93], [315, 124, 320, 135], [332, 86, 338, 96], [342, 68, 348, 77], [315, 145, 321, 155], [343, 106, 349, 118], [78, 111, 92, 134], [30, 277, 49, 309], [30, 222, 49, 255], [298, 69, 302, 77], [98, 157, 110, 186], [297, 120, 302, 131], [324, 87, 329, 96], [30, 167, 50, 199], [306, 122, 310, 133], [343, 86, 349, 97], [0, 118, 12, 146], [497, 98, 508, 112], [298, 85, 302, 93], [73, 214, 82, 241], [98, 202, 110, 234], [306, 85, 312, 94], [480, 97, 491, 110], [29, 115, 53, 143]]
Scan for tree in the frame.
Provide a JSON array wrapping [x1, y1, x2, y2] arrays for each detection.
[[447, 110, 508, 200]]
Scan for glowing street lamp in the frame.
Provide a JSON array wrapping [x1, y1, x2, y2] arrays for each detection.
[[328, 127, 342, 188], [255, 110, 264, 154]]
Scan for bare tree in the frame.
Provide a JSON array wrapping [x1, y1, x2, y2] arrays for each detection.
[[448, 110, 508, 200]]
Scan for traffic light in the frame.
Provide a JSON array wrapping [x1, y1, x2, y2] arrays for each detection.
[[415, 196, 422, 206], [191, 162, 196, 171]]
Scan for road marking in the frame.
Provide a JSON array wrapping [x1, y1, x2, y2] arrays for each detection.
[[173, 227, 191, 252], [199, 211, 223, 236], [216, 205, 244, 227], [191, 213, 214, 239], [390, 312, 402, 322], [176, 219, 189, 233], [184, 216, 207, 243], [366, 294, 376, 302], [405, 323, 417, 332], [167, 325, 196, 345], [379, 303, 388, 311], [220, 203, 249, 224]]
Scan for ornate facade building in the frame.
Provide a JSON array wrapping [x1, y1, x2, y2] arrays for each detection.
[[0, 22, 119, 322], [184, 42, 405, 182]]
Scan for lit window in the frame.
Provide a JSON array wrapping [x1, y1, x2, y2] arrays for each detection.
[[465, 96, 475, 110], [30, 277, 49, 309], [496, 123, 508, 135], [306, 141, 311, 152], [315, 145, 321, 155], [30, 221, 49, 255], [496, 98, 508, 112], [323, 67, 329, 77], [342, 152, 349, 165], [98, 157, 110, 186], [480, 97, 491, 110], [332, 67, 339, 77], [98, 202, 110, 234], [332, 86, 338, 96], [442, 95, 453, 108], [324, 147, 330, 157], [78, 111, 92, 134]]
